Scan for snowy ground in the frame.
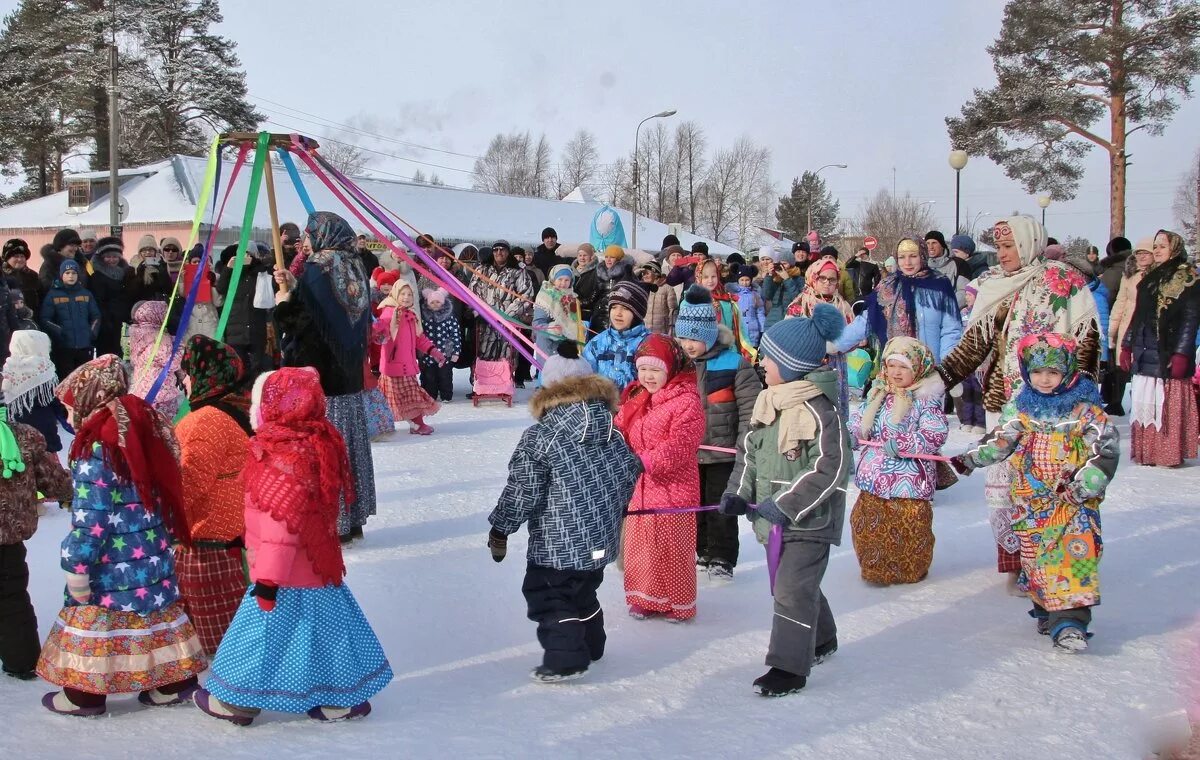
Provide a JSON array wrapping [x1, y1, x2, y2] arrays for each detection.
[[2, 372, 1198, 759]]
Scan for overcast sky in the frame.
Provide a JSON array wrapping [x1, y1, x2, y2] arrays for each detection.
[[6, 0, 1198, 246]]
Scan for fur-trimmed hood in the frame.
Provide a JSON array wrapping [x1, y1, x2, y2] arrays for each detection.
[[530, 374, 619, 420], [910, 372, 946, 401], [698, 324, 736, 360]]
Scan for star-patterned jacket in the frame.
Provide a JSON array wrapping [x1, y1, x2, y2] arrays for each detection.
[[59, 443, 181, 616]]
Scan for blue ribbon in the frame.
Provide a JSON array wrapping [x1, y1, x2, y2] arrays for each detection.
[[278, 147, 315, 215]]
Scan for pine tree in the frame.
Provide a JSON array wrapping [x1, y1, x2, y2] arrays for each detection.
[[775, 172, 841, 241], [947, 0, 1200, 238]]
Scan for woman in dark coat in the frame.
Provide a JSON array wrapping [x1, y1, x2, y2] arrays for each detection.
[[214, 244, 270, 377], [272, 211, 376, 541], [87, 237, 135, 358], [1120, 229, 1200, 467]]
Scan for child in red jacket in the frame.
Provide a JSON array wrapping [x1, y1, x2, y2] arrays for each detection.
[[373, 281, 446, 435], [614, 334, 706, 621], [194, 367, 393, 725]]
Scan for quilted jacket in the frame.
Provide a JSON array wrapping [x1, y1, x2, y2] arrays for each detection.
[[0, 423, 72, 544], [694, 325, 762, 464], [489, 375, 641, 571]]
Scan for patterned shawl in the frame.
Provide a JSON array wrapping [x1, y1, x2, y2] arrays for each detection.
[[1131, 230, 1196, 328], [2, 330, 57, 417], [968, 216, 1098, 397], [296, 211, 371, 369], [246, 368, 350, 585], [787, 259, 854, 322], [858, 336, 937, 438], [180, 335, 252, 436], [57, 355, 189, 546], [865, 238, 959, 344]]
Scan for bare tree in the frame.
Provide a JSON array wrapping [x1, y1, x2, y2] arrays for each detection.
[[1174, 148, 1199, 247], [730, 138, 774, 251], [319, 132, 371, 176], [530, 133, 553, 198], [644, 122, 676, 223], [471, 131, 553, 196], [429, 172, 444, 187], [412, 169, 427, 184], [698, 146, 740, 243], [856, 189, 939, 257], [673, 121, 707, 233], [600, 156, 632, 208], [554, 129, 599, 198]]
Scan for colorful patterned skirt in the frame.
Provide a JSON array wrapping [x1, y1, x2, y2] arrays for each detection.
[[37, 602, 206, 694], [326, 392, 377, 535], [378, 374, 440, 422], [203, 585, 393, 713], [849, 492, 935, 585], [1131, 377, 1198, 467], [1015, 498, 1102, 612], [176, 545, 247, 658], [623, 513, 697, 620]]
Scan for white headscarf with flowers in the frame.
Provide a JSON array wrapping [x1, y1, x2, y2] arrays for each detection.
[[966, 215, 1098, 397]]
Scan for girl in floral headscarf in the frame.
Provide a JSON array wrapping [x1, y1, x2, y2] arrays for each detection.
[[789, 258, 857, 414], [936, 216, 1100, 585], [38, 355, 206, 716], [951, 334, 1118, 653], [848, 337, 948, 585], [194, 368, 392, 725], [272, 211, 376, 542]]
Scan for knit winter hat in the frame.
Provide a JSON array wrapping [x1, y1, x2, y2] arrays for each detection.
[[603, 244, 625, 261], [137, 234, 158, 253], [548, 263, 573, 283], [52, 228, 82, 250], [1042, 244, 1065, 261], [421, 287, 448, 308], [634, 333, 689, 381], [736, 264, 759, 280], [94, 236, 124, 259], [58, 259, 80, 277], [3, 238, 30, 261], [160, 236, 183, 253], [759, 302, 846, 382], [609, 281, 648, 322], [181, 334, 246, 405], [924, 230, 947, 250], [692, 241, 709, 255], [541, 227, 557, 241], [949, 234, 976, 256], [675, 285, 719, 350], [539, 341, 593, 387]]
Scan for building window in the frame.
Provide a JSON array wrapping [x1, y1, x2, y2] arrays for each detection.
[[67, 181, 90, 209]]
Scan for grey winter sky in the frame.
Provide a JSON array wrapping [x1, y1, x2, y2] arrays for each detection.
[[9, 0, 1200, 246]]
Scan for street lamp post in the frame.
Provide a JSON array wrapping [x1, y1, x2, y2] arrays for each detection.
[[948, 150, 969, 234], [1037, 195, 1052, 228], [631, 109, 677, 250], [808, 163, 848, 237]]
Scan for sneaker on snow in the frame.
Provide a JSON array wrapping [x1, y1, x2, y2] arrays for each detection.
[[193, 688, 257, 726], [1053, 626, 1089, 653], [753, 668, 807, 697], [307, 702, 372, 722], [696, 556, 711, 570], [813, 637, 838, 665], [707, 564, 733, 583], [530, 665, 587, 683]]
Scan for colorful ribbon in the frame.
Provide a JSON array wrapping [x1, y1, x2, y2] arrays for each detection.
[[215, 132, 270, 341], [277, 142, 315, 216]]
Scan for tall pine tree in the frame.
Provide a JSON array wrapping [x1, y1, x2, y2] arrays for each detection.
[[775, 171, 841, 240], [947, 0, 1200, 237]]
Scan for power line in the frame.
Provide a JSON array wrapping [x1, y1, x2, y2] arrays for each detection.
[[261, 119, 479, 176]]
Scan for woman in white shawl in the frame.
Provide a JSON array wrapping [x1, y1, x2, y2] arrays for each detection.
[[936, 215, 1100, 590]]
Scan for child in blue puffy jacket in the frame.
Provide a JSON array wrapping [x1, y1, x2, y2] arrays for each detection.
[[583, 281, 649, 392], [39, 260, 99, 379]]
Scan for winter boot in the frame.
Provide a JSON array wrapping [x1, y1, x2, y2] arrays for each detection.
[[707, 563, 733, 584], [1029, 607, 1050, 635], [753, 668, 807, 697], [41, 691, 105, 717], [410, 416, 434, 435], [628, 605, 653, 620], [530, 665, 587, 683], [813, 637, 838, 665], [193, 688, 258, 726], [1052, 623, 1090, 654], [307, 703, 372, 722], [138, 682, 198, 707]]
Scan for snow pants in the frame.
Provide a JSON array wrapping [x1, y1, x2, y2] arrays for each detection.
[[522, 564, 606, 672], [0, 543, 39, 676], [957, 375, 986, 428], [419, 362, 454, 402], [767, 539, 837, 678], [1030, 603, 1092, 635], [696, 461, 739, 569]]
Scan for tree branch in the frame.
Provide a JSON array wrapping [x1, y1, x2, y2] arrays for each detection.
[[1048, 116, 1112, 151]]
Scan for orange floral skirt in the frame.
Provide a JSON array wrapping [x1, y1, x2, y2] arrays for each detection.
[[849, 492, 935, 585]]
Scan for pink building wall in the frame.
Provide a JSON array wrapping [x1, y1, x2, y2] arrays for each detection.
[[2, 222, 194, 270]]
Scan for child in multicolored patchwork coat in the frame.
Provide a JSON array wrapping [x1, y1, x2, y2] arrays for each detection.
[[951, 333, 1119, 653]]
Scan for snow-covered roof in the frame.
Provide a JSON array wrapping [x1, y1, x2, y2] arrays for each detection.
[[0, 155, 735, 254]]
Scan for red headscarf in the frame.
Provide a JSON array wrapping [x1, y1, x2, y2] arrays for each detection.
[[58, 355, 189, 546], [245, 368, 352, 585], [620, 333, 697, 416]]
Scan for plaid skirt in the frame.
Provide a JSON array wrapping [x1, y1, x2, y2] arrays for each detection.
[[379, 374, 440, 422], [327, 392, 377, 535], [37, 602, 206, 694], [176, 545, 247, 658]]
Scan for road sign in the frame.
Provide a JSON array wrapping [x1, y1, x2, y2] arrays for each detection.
[[863, 236, 878, 251]]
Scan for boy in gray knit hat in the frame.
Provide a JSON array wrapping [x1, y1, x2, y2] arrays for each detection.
[[719, 303, 851, 696], [582, 280, 650, 391]]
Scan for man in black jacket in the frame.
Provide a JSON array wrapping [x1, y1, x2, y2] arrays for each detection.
[[845, 247, 881, 300], [1098, 236, 1131, 310], [531, 227, 571, 280]]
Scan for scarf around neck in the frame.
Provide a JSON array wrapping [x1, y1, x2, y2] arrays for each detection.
[[296, 211, 371, 369], [865, 241, 958, 345], [788, 260, 854, 322], [751, 380, 828, 454], [2, 330, 57, 417], [857, 336, 937, 438]]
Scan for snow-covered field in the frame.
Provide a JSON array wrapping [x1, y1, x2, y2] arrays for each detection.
[[2, 373, 1198, 759]]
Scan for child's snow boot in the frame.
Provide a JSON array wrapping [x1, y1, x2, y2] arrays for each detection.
[[41, 691, 106, 717], [138, 681, 198, 707], [193, 688, 258, 725], [1051, 622, 1089, 653], [813, 636, 838, 665], [1029, 606, 1050, 635], [530, 665, 587, 683], [410, 416, 434, 435], [628, 604, 653, 620], [752, 668, 807, 697], [707, 563, 733, 584]]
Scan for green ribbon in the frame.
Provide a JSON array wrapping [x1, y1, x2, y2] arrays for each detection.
[[215, 131, 270, 342], [0, 407, 27, 480]]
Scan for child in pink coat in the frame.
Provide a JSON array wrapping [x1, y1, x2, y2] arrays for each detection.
[[193, 367, 393, 725], [373, 281, 446, 435]]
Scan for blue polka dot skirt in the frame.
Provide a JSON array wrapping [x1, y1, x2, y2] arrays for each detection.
[[203, 584, 393, 713]]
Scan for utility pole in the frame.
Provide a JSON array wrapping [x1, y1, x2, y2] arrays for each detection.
[[108, 0, 120, 237], [1195, 151, 1200, 250]]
